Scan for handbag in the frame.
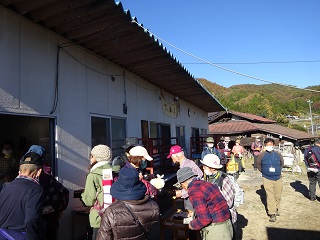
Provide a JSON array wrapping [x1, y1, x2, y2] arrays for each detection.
[[122, 202, 150, 240]]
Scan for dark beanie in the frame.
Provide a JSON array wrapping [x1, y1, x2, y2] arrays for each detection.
[[111, 168, 146, 200]]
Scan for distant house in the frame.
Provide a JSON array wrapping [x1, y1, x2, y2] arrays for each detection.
[[0, 1, 225, 238], [207, 111, 317, 147]]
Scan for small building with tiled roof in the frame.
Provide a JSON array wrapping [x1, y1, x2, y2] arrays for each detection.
[[208, 111, 317, 147], [208, 110, 276, 124]]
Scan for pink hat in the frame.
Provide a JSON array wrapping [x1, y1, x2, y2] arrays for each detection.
[[167, 145, 183, 158]]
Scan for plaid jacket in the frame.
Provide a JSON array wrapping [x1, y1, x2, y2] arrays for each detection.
[[189, 179, 230, 230]]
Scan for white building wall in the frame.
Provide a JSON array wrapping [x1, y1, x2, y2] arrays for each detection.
[[0, 7, 208, 238]]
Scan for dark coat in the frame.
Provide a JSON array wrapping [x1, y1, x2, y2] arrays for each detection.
[[0, 177, 44, 240], [96, 195, 159, 240]]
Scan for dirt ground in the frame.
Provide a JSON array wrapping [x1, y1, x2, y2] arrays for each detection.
[[235, 159, 320, 240]]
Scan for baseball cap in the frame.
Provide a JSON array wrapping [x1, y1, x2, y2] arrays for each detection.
[[129, 146, 153, 161], [20, 152, 44, 166], [167, 145, 183, 158]]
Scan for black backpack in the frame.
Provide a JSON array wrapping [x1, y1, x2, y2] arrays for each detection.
[[305, 147, 320, 168]]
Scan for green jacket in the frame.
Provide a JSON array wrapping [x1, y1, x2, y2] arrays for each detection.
[[81, 161, 120, 228]]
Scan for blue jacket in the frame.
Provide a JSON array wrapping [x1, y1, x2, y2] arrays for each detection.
[[257, 151, 284, 180], [201, 146, 221, 160]]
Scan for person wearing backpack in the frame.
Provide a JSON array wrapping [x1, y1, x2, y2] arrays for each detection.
[[177, 167, 233, 240], [201, 154, 238, 238], [257, 138, 284, 222], [303, 139, 320, 201]]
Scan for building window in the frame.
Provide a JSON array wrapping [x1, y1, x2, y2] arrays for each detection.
[[176, 126, 185, 149], [91, 116, 126, 158], [150, 122, 171, 146], [200, 128, 207, 135], [191, 127, 200, 139]]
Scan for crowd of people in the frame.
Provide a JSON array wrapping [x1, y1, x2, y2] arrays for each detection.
[[169, 136, 319, 239], [0, 136, 319, 240]]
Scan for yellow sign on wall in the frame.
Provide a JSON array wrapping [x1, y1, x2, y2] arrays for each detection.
[[160, 91, 179, 118]]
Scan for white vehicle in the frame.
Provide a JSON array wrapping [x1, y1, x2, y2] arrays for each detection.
[[281, 142, 295, 172]]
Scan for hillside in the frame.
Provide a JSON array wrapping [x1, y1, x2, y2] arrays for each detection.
[[198, 78, 320, 130]]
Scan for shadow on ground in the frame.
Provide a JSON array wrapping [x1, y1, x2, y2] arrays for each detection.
[[266, 227, 320, 240], [235, 214, 248, 240], [256, 185, 267, 214], [290, 180, 309, 199]]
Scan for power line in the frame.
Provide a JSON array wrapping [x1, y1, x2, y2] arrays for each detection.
[[183, 60, 320, 65], [132, 20, 320, 94]]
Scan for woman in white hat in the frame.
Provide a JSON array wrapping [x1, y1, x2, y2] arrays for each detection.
[[122, 146, 158, 198]]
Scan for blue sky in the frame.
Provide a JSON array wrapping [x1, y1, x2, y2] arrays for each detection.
[[118, 0, 319, 89]]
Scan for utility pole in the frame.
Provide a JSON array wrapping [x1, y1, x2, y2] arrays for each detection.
[[307, 100, 314, 135]]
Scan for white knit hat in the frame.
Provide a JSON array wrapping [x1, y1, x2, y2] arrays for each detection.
[[91, 145, 112, 162]]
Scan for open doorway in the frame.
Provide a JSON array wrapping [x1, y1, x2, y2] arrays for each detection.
[[0, 114, 55, 175]]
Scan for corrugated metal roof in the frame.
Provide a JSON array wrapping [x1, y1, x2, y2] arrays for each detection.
[[0, 0, 225, 112], [254, 123, 316, 141], [209, 120, 317, 141]]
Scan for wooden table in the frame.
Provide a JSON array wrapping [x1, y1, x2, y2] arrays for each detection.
[[160, 209, 200, 240]]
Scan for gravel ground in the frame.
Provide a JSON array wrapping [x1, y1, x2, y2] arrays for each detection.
[[235, 161, 320, 240]]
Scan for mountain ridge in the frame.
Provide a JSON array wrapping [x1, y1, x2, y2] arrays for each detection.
[[198, 78, 320, 123]]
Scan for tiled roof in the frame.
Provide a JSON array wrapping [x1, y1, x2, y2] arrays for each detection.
[[230, 111, 276, 123], [208, 111, 227, 122], [208, 111, 276, 124], [209, 120, 258, 134]]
